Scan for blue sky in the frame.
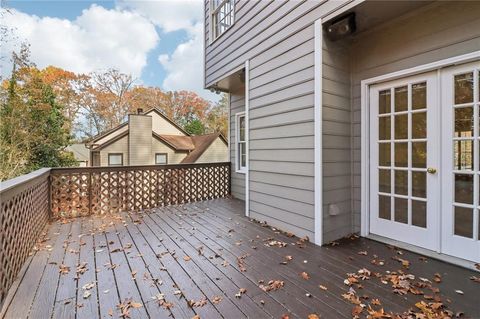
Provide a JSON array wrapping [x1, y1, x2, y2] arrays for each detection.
[[2, 0, 219, 101]]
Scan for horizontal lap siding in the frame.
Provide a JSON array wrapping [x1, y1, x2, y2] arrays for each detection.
[[351, 2, 480, 233], [205, 0, 353, 86], [247, 15, 316, 239], [205, 0, 353, 241], [322, 37, 352, 243], [230, 91, 246, 200]]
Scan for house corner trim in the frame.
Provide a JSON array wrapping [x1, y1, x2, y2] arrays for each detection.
[[314, 19, 323, 246]]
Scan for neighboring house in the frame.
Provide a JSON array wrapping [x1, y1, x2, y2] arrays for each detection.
[[85, 108, 228, 166], [204, 0, 480, 266], [66, 143, 90, 166]]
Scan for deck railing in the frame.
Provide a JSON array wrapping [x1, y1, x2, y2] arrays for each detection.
[[0, 162, 230, 306], [0, 168, 51, 305], [50, 162, 231, 218]]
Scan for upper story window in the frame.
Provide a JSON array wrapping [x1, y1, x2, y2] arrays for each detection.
[[212, 0, 235, 40]]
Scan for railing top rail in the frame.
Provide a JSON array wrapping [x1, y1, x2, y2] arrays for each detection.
[[0, 168, 51, 197], [50, 162, 230, 174]]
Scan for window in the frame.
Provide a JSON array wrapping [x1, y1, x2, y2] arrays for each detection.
[[211, 0, 235, 40], [155, 153, 168, 165], [235, 112, 246, 173], [108, 153, 123, 166]]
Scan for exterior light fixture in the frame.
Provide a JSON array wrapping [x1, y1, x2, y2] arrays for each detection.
[[325, 12, 356, 41]]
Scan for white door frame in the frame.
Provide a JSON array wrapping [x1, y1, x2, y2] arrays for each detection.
[[360, 51, 480, 248]]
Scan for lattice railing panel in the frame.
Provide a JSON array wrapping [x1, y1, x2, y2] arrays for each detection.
[[50, 162, 231, 218], [0, 169, 50, 306]]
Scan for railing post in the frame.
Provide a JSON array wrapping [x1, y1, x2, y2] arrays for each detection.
[[88, 171, 92, 216]]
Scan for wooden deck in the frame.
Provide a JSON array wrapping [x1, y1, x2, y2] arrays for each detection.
[[1, 198, 478, 319]]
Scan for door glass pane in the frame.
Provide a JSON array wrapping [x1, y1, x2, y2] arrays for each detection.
[[454, 140, 473, 170], [394, 170, 408, 195], [412, 82, 426, 110], [379, 90, 391, 114], [412, 112, 426, 139], [379, 143, 391, 166], [379, 117, 391, 140], [412, 171, 426, 198], [454, 174, 473, 204], [394, 114, 408, 139], [395, 86, 408, 112], [394, 143, 408, 167], [379, 169, 390, 193], [379, 195, 391, 220], [412, 142, 426, 168], [454, 107, 473, 137], [454, 206, 473, 238], [412, 200, 427, 228], [454, 72, 474, 104], [394, 197, 408, 224]]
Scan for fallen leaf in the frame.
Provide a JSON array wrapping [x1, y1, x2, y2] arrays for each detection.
[[319, 285, 328, 291], [455, 290, 464, 295], [307, 315, 320, 319], [352, 305, 363, 316], [83, 291, 91, 299], [301, 272, 310, 280], [59, 264, 70, 275], [211, 296, 222, 304], [183, 256, 191, 261], [188, 298, 208, 308], [358, 251, 368, 256]]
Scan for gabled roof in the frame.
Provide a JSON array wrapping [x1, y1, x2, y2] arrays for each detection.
[[181, 132, 227, 164], [87, 107, 189, 145], [153, 133, 195, 151]]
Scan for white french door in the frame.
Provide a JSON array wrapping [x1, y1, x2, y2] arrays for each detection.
[[369, 72, 440, 251], [441, 61, 480, 262], [369, 60, 480, 263]]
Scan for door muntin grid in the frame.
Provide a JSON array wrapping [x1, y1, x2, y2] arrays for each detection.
[[377, 82, 428, 228], [451, 69, 480, 241]]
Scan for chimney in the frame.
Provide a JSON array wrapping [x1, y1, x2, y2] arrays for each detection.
[[136, 108, 143, 114], [128, 113, 152, 165]]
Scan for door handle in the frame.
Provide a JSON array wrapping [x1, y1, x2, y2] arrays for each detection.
[[427, 167, 437, 174]]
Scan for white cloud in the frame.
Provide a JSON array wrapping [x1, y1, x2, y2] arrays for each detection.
[[118, 0, 219, 102], [1, 5, 159, 77], [157, 23, 219, 102], [117, 0, 203, 33]]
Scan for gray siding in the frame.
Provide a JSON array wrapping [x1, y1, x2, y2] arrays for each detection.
[[205, 0, 352, 86], [230, 90, 246, 200], [248, 26, 315, 240], [205, 0, 351, 241], [350, 1, 480, 232], [322, 38, 352, 243]]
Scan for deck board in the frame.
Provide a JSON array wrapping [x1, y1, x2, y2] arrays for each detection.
[[2, 198, 479, 319]]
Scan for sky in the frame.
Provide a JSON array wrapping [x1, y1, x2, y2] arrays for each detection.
[[1, 0, 220, 102]]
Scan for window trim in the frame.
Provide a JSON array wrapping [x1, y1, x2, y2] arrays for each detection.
[[108, 153, 123, 166], [235, 111, 247, 174], [155, 153, 168, 165], [210, 0, 235, 43]]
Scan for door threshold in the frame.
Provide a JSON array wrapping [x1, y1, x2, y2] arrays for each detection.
[[366, 234, 478, 271]]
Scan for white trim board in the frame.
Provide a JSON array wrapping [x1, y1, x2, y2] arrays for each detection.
[[360, 51, 480, 238], [313, 19, 323, 246], [244, 60, 250, 217]]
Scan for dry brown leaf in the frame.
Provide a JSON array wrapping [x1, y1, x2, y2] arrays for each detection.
[[301, 272, 310, 280], [59, 264, 70, 275], [319, 285, 328, 291], [307, 315, 320, 319], [183, 256, 191, 261], [211, 296, 222, 304], [352, 305, 363, 316]]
